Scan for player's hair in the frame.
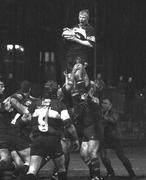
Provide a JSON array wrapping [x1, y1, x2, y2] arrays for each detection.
[[20, 80, 31, 93], [30, 83, 42, 98], [79, 9, 89, 17], [43, 81, 58, 99]]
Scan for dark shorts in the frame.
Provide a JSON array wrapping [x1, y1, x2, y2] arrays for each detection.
[[7, 125, 30, 151], [0, 133, 11, 150], [75, 101, 101, 142], [82, 124, 98, 142], [30, 135, 63, 159], [8, 134, 30, 151]]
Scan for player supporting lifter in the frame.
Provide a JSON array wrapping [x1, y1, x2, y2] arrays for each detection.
[[21, 81, 79, 180]]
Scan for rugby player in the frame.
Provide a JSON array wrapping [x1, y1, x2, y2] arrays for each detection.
[[3, 80, 32, 175], [100, 98, 136, 180], [62, 9, 95, 75], [22, 81, 79, 180]]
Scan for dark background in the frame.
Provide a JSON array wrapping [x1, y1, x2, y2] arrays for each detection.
[[0, 0, 145, 89]]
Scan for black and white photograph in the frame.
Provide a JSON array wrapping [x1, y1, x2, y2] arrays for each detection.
[[0, 0, 145, 180]]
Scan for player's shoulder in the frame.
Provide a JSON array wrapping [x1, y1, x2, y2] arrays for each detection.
[[51, 99, 66, 111], [51, 99, 64, 107], [24, 96, 39, 107], [85, 24, 95, 34], [11, 91, 24, 101], [87, 24, 95, 30]]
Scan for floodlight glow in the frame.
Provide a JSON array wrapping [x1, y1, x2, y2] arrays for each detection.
[[15, 45, 19, 49], [20, 47, 24, 52], [7, 44, 13, 51]]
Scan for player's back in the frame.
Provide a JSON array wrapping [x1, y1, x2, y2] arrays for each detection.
[[30, 98, 67, 138]]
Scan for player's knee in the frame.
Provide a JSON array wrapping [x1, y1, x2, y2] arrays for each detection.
[[80, 146, 87, 155]]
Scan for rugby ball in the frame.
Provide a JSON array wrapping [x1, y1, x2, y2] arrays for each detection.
[[72, 27, 86, 40], [62, 28, 75, 38], [62, 27, 86, 40]]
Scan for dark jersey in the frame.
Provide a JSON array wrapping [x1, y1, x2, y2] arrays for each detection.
[[64, 24, 95, 70], [61, 86, 73, 109], [0, 94, 12, 134], [19, 95, 39, 140], [102, 108, 120, 138], [29, 98, 71, 138], [7, 90, 27, 135]]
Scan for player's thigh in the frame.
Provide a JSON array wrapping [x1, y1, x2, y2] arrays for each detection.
[[80, 141, 89, 158], [11, 150, 24, 168], [88, 140, 100, 157]]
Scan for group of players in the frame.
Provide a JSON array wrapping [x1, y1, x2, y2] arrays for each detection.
[[0, 61, 136, 180], [0, 8, 137, 180]]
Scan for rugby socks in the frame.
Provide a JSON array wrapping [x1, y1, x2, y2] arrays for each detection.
[[90, 158, 100, 179], [24, 174, 37, 180], [101, 156, 115, 175], [85, 159, 92, 178], [65, 153, 70, 171], [58, 171, 67, 180]]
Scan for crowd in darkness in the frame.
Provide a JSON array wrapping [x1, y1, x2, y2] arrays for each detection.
[[94, 73, 146, 141]]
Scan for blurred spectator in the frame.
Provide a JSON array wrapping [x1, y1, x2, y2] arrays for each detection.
[[5, 73, 16, 96], [94, 73, 106, 100], [117, 75, 125, 94], [116, 75, 126, 112], [124, 77, 136, 120]]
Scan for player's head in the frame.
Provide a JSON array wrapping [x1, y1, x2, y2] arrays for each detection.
[[0, 81, 5, 94], [43, 81, 58, 99], [75, 56, 82, 64], [101, 97, 112, 111], [78, 9, 89, 25], [30, 83, 42, 98], [20, 80, 31, 96]]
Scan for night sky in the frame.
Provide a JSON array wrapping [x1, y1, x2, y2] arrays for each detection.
[[0, 0, 145, 89]]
